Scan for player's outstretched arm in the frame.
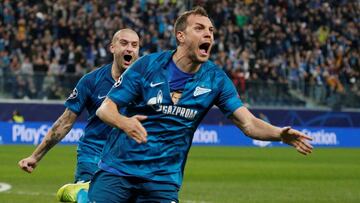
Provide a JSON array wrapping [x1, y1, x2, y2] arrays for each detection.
[[18, 108, 78, 173], [96, 97, 147, 143], [230, 107, 313, 155]]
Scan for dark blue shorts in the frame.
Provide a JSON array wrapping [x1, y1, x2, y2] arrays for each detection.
[[88, 170, 179, 203], [74, 162, 98, 183]]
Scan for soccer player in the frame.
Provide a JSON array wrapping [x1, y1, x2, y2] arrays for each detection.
[[90, 7, 313, 203], [18, 28, 140, 203]]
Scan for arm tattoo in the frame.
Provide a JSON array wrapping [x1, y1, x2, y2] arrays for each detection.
[[43, 109, 77, 151], [31, 109, 77, 161]]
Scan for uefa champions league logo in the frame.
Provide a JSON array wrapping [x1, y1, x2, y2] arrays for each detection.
[[67, 88, 78, 100], [114, 75, 123, 87]]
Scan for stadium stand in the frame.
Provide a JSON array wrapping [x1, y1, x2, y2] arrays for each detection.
[[0, 0, 359, 109]]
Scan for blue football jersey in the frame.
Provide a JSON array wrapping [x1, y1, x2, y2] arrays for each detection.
[[99, 51, 243, 187], [65, 64, 115, 164]]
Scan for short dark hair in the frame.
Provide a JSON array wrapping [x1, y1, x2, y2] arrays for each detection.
[[174, 7, 209, 44]]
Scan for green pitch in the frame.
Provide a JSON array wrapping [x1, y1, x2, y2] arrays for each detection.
[[1, 146, 359, 203]]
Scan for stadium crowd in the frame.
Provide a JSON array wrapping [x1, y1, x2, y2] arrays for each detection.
[[0, 0, 359, 108]]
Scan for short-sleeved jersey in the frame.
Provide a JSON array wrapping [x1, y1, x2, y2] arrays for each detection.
[[99, 51, 243, 187], [65, 64, 115, 164]]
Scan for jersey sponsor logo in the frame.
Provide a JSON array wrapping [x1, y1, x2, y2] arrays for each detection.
[[114, 76, 123, 88], [157, 105, 198, 120], [193, 86, 211, 97], [150, 81, 164, 87], [147, 90, 163, 105], [67, 88, 78, 100], [147, 90, 198, 120], [97, 95, 106, 100]]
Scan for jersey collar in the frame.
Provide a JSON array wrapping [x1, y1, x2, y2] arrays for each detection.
[[158, 50, 208, 80]]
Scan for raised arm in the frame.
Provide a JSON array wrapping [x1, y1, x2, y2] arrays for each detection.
[[18, 108, 77, 173], [96, 97, 147, 144], [230, 106, 313, 155]]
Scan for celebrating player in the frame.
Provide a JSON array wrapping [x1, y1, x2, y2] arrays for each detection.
[[18, 28, 140, 203], [90, 7, 313, 202]]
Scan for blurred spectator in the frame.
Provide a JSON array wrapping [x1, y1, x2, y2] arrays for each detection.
[[0, 0, 358, 108], [259, 112, 270, 123], [20, 57, 34, 75], [12, 75, 27, 99], [10, 109, 24, 123]]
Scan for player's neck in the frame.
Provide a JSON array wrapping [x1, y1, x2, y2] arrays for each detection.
[[173, 49, 201, 74], [111, 63, 125, 81]]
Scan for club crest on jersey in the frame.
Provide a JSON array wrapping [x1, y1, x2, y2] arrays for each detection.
[[114, 76, 123, 88], [193, 86, 211, 97], [67, 88, 78, 100]]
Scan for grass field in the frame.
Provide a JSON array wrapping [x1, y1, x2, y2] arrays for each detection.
[[0, 145, 359, 203]]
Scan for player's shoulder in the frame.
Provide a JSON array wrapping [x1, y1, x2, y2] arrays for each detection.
[[78, 64, 111, 87], [130, 51, 172, 74], [141, 50, 171, 62], [201, 60, 228, 78], [82, 64, 111, 80], [85, 64, 111, 78], [143, 51, 169, 63], [202, 60, 219, 70]]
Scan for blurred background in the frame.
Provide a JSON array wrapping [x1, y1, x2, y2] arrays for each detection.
[[0, 0, 358, 110], [0, 1, 359, 202]]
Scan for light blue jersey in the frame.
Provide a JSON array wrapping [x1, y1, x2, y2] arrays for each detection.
[[65, 64, 115, 181], [99, 51, 243, 187]]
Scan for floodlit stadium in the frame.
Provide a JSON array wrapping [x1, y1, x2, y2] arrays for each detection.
[[0, 0, 359, 203]]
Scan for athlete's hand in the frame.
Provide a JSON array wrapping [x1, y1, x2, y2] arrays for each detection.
[[18, 156, 38, 173], [280, 127, 313, 155], [123, 115, 148, 144]]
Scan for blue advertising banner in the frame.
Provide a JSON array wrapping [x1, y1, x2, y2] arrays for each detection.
[[0, 122, 359, 147], [2, 102, 360, 127], [0, 122, 85, 145], [192, 125, 360, 147]]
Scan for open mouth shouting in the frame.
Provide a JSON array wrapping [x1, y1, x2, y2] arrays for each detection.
[[123, 54, 133, 66], [198, 42, 211, 57]]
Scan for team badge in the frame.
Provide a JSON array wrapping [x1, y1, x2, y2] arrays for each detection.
[[193, 86, 211, 97], [67, 88, 78, 100]]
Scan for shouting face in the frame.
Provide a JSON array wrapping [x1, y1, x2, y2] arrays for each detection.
[[110, 29, 140, 69], [177, 14, 214, 63]]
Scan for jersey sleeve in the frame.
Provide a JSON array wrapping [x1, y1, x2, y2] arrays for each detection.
[[107, 57, 145, 106], [64, 74, 91, 115], [214, 71, 243, 117]]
